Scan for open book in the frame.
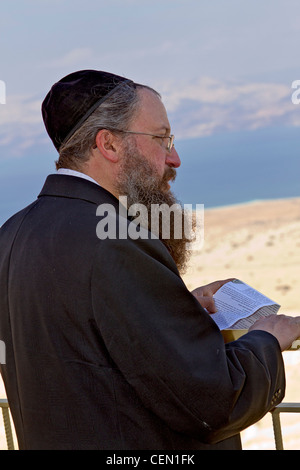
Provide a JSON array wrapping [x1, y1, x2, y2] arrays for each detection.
[[210, 279, 280, 330], [211, 279, 300, 350]]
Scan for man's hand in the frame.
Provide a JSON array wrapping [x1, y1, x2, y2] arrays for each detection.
[[249, 314, 300, 351], [191, 279, 234, 313]]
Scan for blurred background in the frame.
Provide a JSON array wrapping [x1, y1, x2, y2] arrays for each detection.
[[0, 0, 299, 224], [0, 0, 300, 451]]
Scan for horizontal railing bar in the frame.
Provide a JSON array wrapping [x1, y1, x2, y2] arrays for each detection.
[[272, 403, 300, 413], [0, 399, 9, 408]]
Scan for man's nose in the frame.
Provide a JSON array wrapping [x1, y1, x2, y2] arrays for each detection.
[[166, 147, 181, 168]]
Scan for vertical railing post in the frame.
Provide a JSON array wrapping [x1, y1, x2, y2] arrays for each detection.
[[270, 403, 300, 450], [271, 409, 284, 450], [0, 400, 15, 450], [1, 406, 14, 450]]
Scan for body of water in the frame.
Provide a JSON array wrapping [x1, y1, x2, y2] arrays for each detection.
[[0, 126, 299, 225], [173, 126, 300, 209]]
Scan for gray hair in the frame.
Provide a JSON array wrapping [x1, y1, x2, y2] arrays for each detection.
[[55, 82, 160, 171]]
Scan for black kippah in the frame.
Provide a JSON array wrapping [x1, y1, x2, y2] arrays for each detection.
[[41, 70, 134, 151]]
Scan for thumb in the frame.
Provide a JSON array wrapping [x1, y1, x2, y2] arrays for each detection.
[[195, 295, 217, 314]]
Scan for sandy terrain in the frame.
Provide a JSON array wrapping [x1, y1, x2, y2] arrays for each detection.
[[1, 197, 299, 450], [182, 197, 300, 450]]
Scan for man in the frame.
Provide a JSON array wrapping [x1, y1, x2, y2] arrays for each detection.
[[0, 70, 299, 450]]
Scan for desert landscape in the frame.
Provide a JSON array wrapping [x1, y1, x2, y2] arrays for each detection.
[[182, 196, 300, 450], [1, 197, 300, 450]]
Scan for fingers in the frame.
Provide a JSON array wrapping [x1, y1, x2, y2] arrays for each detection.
[[201, 297, 217, 313], [191, 278, 236, 314], [200, 278, 235, 296], [195, 296, 217, 313], [191, 290, 217, 313], [249, 314, 300, 351]]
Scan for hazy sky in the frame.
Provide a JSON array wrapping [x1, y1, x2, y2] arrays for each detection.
[[0, 0, 300, 156], [1, 0, 300, 89], [0, 0, 299, 224]]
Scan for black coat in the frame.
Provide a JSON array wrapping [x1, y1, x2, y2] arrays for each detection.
[[0, 174, 285, 450]]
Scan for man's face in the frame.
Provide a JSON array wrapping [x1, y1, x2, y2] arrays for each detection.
[[114, 97, 191, 273], [123, 88, 181, 181]]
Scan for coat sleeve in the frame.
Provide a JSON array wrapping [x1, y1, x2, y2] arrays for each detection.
[[91, 235, 285, 444]]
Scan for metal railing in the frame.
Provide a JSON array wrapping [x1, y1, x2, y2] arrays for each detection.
[[0, 398, 299, 450], [271, 402, 300, 450], [0, 399, 15, 450]]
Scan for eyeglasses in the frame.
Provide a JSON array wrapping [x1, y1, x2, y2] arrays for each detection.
[[109, 129, 175, 153]]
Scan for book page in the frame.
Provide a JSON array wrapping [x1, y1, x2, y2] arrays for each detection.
[[210, 279, 280, 330]]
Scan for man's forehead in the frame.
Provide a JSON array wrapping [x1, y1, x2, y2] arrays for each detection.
[[136, 88, 171, 132]]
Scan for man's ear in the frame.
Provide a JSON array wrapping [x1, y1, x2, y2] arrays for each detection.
[[94, 129, 120, 163]]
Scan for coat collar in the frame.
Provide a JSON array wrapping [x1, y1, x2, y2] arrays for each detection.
[[38, 174, 120, 209]]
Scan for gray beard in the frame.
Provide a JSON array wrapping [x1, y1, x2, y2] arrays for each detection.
[[115, 140, 192, 273]]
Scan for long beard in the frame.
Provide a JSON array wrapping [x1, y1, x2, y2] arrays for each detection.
[[115, 140, 192, 273]]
